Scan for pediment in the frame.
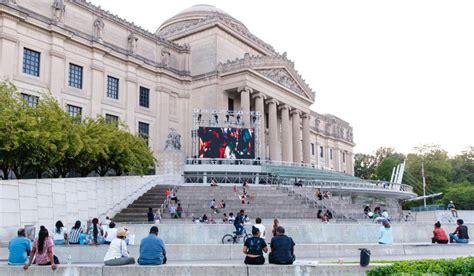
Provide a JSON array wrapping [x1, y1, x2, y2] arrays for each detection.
[[255, 68, 312, 100]]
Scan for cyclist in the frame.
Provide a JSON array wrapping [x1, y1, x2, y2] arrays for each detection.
[[234, 209, 245, 235]]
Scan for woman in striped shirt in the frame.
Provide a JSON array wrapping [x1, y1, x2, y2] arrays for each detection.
[[68, 221, 83, 245]]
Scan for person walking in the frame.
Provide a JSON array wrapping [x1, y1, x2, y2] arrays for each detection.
[[378, 220, 393, 245]]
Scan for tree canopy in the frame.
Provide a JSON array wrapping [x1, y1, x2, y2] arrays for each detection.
[[0, 81, 155, 179], [355, 145, 474, 209]]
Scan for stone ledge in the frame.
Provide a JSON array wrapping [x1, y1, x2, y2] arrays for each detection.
[[0, 263, 374, 276]]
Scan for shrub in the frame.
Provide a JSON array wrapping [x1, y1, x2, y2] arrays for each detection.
[[366, 256, 474, 275]]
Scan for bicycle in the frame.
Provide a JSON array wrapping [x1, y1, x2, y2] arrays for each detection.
[[221, 227, 251, 244], [440, 211, 454, 223]]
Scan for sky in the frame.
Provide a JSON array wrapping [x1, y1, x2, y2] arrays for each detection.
[[90, 0, 474, 156]]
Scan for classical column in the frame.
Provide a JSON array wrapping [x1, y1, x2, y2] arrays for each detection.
[[238, 86, 251, 125], [291, 109, 301, 163], [252, 93, 266, 159], [266, 99, 279, 161], [302, 113, 311, 164], [279, 105, 291, 162]]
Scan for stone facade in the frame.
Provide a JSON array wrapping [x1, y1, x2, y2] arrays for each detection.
[[0, 1, 354, 174]]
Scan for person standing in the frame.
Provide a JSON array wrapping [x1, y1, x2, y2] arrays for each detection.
[[449, 219, 469, 244], [243, 227, 268, 265], [378, 220, 393, 245], [8, 228, 31, 265], [269, 226, 295, 264], [104, 228, 135, 266], [432, 221, 449, 244], [138, 226, 167, 265], [147, 208, 155, 223]]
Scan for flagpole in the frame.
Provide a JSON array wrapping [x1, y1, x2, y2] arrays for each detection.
[[422, 161, 426, 208]]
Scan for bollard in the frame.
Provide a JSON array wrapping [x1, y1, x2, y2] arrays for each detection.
[[358, 248, 371, 267]]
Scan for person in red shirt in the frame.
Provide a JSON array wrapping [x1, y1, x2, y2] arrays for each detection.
[[432, 221, 449, 244]]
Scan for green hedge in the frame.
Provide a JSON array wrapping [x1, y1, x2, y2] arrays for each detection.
[[367, 257, 474, 275]]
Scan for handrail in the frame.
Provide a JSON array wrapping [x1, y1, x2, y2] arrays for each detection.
[[97, 176, 159, 219]]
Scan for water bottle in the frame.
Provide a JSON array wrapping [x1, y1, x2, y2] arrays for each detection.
[[67, 255, 72, 265]]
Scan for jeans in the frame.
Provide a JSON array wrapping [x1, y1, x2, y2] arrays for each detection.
[[449, 233, 469, 244], [234, 224, 244, 235]]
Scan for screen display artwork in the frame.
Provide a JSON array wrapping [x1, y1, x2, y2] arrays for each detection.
[[198, 127, 255, 159]]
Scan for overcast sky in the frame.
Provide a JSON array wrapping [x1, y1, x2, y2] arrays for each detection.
[[90, 0, 474, 156]]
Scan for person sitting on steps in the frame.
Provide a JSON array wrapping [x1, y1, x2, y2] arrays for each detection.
[[432, 221, 449, 244]]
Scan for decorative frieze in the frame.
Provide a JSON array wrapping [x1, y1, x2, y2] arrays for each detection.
[[217, 52, 314, 100], [93, 18, 104, 41]]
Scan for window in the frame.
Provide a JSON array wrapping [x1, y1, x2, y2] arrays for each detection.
[[68, 63, 83, 89], [138, 122, 149, 144], [21, 93, 39, 107], [67, 105, 82, 121], [343, 151, 346, 163], [139, 86, 150, 108], [330, 148, 333, 160], [105, 113, 119, 125], [22, 48, 40, 76], [311, 143, 315, 156], [107, 76, 119, 99], [228, 98, 234, 111], [265, 113, 269, 128], [320, 146, 324, 158]]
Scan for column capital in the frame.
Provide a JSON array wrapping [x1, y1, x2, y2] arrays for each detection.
[[290, 109, 301, 116], [238, 86, 253, 93], [251, 92, 266, 100], [278, 104, 291, 111], [265, 98, 279, 105], [301, 112, 311, 119]]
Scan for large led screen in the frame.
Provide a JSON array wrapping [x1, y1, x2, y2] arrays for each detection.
[[198, 127, 255, 159]]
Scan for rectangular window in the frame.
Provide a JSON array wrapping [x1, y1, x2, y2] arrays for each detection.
[[330, 148, 333, 160], [68, 63, 83, 89], [228, 98, 234, 111], [265, 113, 269, 129], [311, 143, 315, 156], [138, 121, 149, 144], [21, 93, 39, 107], [107, 76, 119, 99], [105, 113, 119, 125], [67, 104, 82, 121], [22, 48, 40, 77], [139, 86, 150, 108], [320, 146, 324, 158]]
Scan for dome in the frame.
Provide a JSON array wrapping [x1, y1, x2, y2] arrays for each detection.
[[157, 4, 247, 35]]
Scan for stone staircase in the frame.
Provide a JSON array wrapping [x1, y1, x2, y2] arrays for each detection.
[[112, 185, 170, 223], [167, 185, 323, 220]]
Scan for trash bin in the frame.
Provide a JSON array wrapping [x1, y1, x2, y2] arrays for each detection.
[[358, 248, 371, 267]]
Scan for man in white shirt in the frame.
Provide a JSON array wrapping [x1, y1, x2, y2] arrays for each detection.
[[254, 217, 266, 238], [104, 228, 135, 266]]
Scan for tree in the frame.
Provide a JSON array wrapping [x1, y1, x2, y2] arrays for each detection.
[[354, 153, 377, 179]]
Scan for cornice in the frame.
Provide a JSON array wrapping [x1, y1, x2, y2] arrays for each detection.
[[157, 13, 276, 55]]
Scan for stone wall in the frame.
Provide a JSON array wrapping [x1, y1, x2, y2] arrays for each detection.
[[0, 175, 162, 243]]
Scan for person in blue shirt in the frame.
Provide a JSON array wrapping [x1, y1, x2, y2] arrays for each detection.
[[378, 220, 394, 244], [138, 226, 166, 265], [8, 228, 32, 265], [234, 209, 245, 235]]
